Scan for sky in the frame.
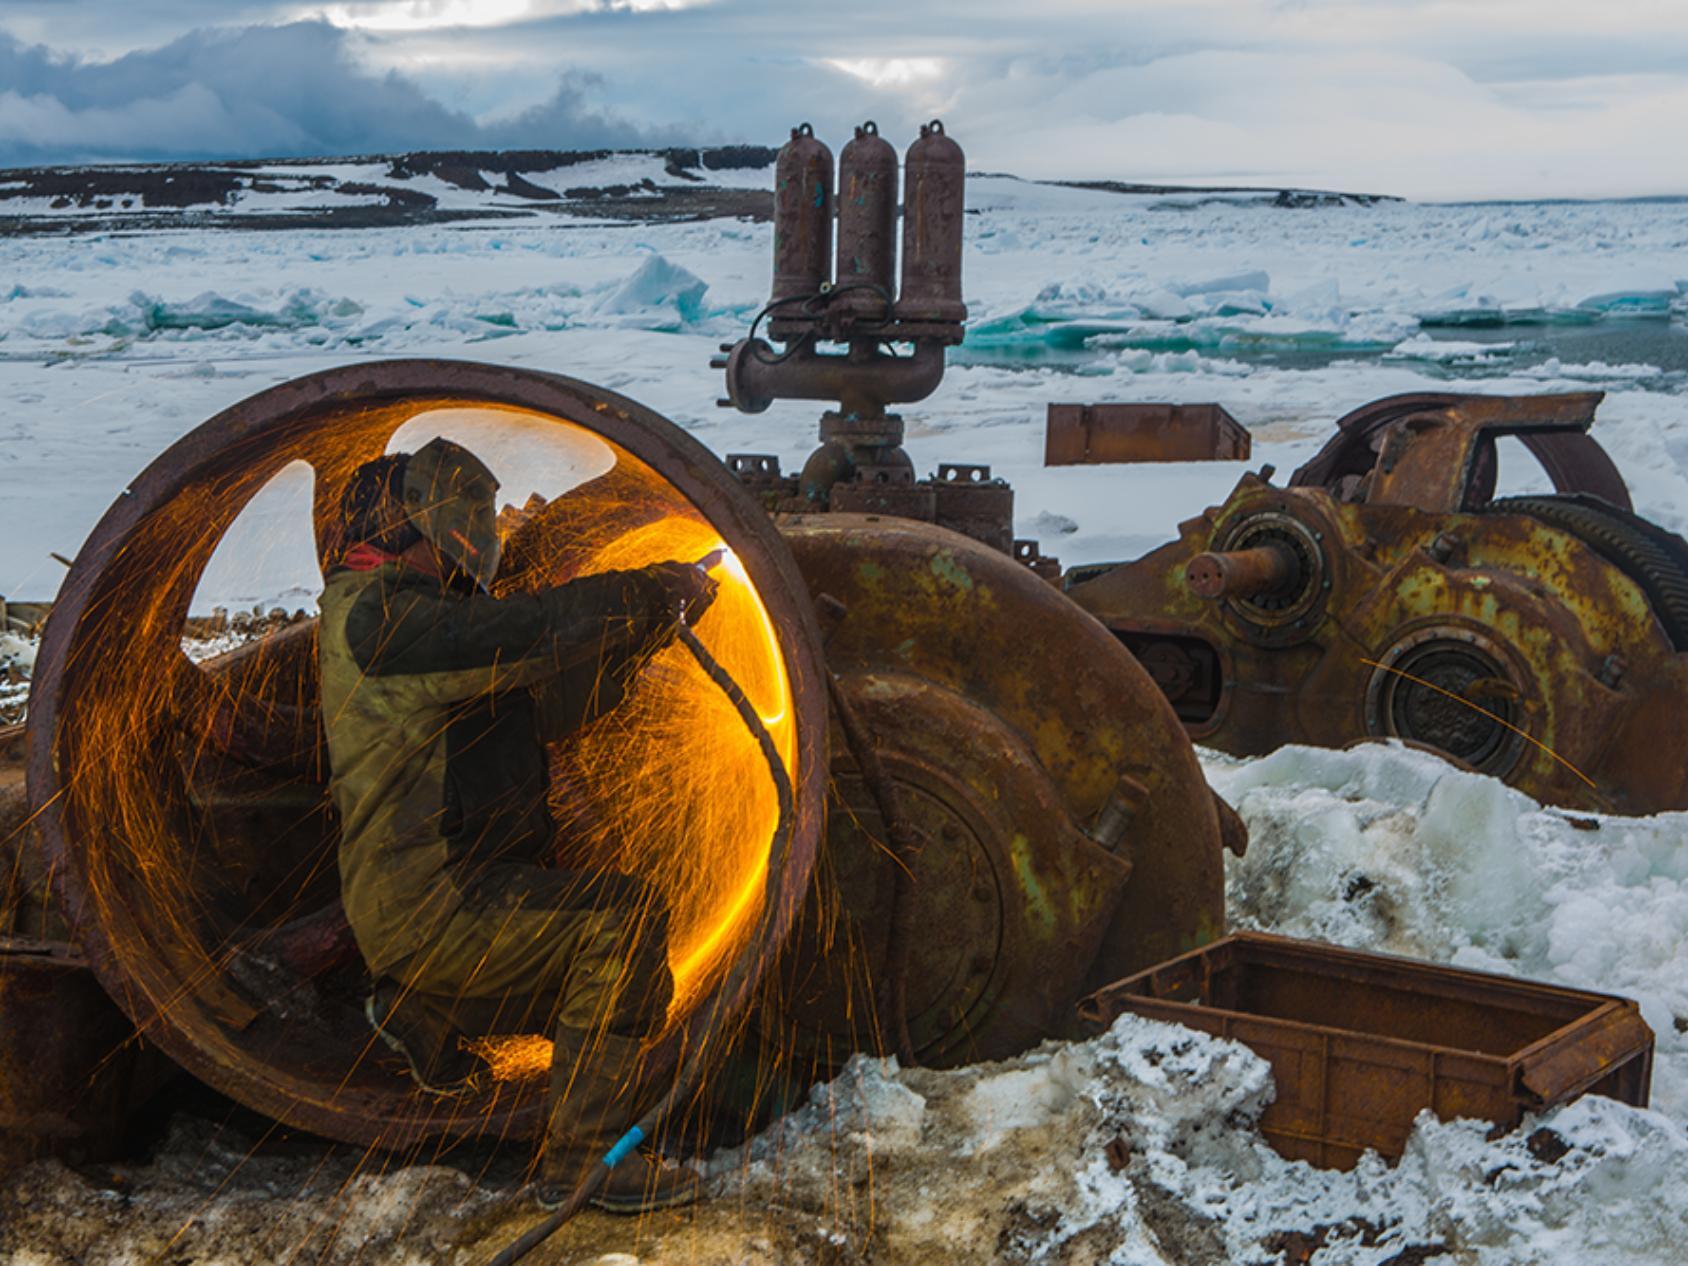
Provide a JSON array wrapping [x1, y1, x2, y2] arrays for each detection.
[[0, 0, 1685, 200]]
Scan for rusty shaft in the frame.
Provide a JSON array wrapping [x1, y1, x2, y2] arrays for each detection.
[[1186, 543, 1298, 601]]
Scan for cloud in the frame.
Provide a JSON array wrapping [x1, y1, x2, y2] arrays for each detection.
[[331, 0, 1688, 198], [942, 45, 1688, 199], [1, 2, 1686, 196], [0, 20, 669, 166]]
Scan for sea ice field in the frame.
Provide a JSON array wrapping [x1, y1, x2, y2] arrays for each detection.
[[1, 160, 1687, 1263]]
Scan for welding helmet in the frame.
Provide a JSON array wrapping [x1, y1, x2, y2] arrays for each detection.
[[402, 437, 502, 590], [342, 453, 422, 556]]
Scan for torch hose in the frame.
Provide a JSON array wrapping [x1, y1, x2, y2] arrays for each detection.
[[485, 620, 796, 1266]]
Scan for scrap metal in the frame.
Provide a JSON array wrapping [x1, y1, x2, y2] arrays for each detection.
[[1045, 402, 1252, 466], [0, 936, 175, 1175], [1080, 932, 1654, 1169], [715, 119, 1043, 567], [709, 120, 1231, 1102], [1066, 390, 1688, 813]]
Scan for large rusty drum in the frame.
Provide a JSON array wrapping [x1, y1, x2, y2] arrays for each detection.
[[28, 361, 831, 1150]]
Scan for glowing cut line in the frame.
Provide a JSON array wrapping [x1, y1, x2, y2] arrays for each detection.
[[1360, 656, 1596, 789], [669, 854, 770, 988], [707, 544, 789, 730]]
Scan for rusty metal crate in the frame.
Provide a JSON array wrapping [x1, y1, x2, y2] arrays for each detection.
[[1045, 402, 1251, 465], [1078, 931, 1653, 1170]]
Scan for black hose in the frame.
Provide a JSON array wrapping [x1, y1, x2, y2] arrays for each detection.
[[744, 282, 897, 365], [485, 621, 796, 1266]]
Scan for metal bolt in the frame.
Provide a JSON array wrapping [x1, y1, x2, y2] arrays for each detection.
[[1090, 774, 1148, 852]]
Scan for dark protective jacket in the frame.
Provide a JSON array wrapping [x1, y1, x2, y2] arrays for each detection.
[[318, 553, 670, 975]]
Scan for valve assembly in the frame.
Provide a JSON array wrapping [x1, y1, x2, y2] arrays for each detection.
[[712, 120, 1044, 568]]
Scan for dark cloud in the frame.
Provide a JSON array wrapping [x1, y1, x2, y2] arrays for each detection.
[[481, 69, 688, 150], [0, 20, 672, 166], [1, 3, 1684, 195]]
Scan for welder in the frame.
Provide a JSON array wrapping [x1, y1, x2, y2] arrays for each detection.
[[318, 437, 715, 1212]]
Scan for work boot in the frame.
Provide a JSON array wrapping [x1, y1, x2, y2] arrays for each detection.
[[364, 979, 479, 1094], [534, 1030, 700, 1214], [533, 1148, 702, 1215]]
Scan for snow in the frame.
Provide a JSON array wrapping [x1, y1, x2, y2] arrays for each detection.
[[2, 185, 1685, 606], [9, 1006, 1674, 1262], [0, 628, 32, 723]]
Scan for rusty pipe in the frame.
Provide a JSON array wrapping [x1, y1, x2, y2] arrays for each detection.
[[1186, 543, 1298, 601], [716, 338, 946, 416]]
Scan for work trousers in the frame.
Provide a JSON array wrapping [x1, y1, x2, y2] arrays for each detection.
[[384, 864, 673, 1052]]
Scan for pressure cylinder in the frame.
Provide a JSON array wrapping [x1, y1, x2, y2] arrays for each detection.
[[834, 121, 899, 320], [897, 119, 967, 325], [771, 122, 834, 310]]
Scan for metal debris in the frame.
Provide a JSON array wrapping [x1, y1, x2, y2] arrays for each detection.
[[1045, 402, 1251, 466], [714, 120, 1055, 576], [1079, 932, 1654, 1170], [1067, 390, 1688, 813]]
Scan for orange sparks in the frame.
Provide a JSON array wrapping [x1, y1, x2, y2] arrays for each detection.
[[1359, 656, 1596, 789]]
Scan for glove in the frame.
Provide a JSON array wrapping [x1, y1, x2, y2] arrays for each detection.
[[638, 560, 720, 628]]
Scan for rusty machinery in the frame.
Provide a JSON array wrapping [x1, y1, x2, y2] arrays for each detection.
[[18, 363, 835, 1155], [1065, 389, 1688, 814], [708, 119, 1228, 1097], [7, 124, 1229, 1165]]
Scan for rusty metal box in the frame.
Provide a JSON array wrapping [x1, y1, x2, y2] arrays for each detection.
[[1045, 402, 1251, 465], [1078, 931, 1653, 1170]]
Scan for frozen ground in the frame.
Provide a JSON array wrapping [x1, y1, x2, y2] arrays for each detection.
[[4, 743, 1687, 1265], [3, 164, 1687, 1263]]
